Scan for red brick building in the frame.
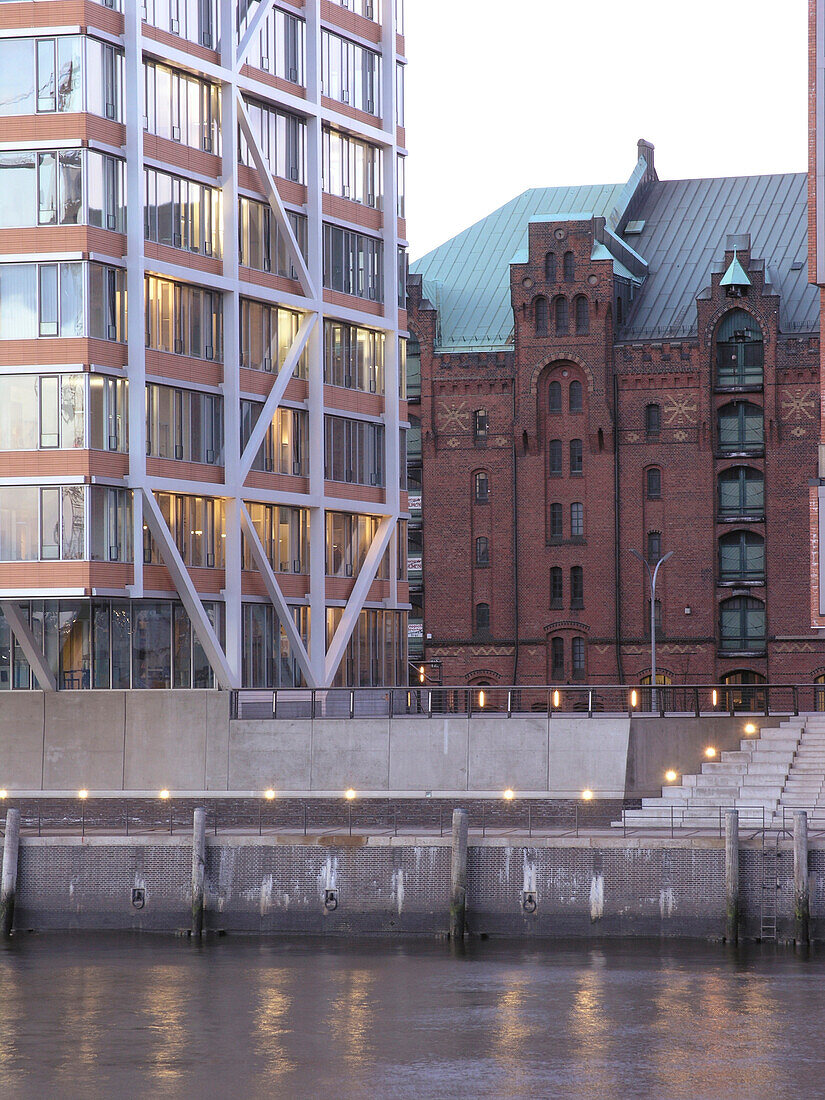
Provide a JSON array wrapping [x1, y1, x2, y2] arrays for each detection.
[[408, 141, 825, 690]]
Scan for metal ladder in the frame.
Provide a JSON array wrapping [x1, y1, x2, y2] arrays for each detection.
[[760, 831, 780, 942]]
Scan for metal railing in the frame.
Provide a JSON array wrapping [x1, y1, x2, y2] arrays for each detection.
[[230, 683, 817, 720]]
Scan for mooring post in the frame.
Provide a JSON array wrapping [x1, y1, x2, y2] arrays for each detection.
[[449, 808, 468, 940], [0, 808, 21, 939], [191, 806, 206, 937], [794, 810, 810, 946], [725, 809, 739, 944]]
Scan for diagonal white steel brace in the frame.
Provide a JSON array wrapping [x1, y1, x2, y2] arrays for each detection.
[[236, 0, 276, 71], [239, 503, 316, 687], [0, 601, 56, 691], [237, 93, 317, 298], [141, 488, 238, 690], [323, 515, 395, 684], [239, 311, 317, 482]]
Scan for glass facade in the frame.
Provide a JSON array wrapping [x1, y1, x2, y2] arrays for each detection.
[[0, 149, 125, 231]]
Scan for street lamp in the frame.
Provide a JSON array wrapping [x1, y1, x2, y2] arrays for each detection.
[[629, 548, 674, 712]]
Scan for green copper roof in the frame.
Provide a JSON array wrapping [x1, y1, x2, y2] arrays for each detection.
[[720, 250, 752, 287], [411, 182, 626, 351]]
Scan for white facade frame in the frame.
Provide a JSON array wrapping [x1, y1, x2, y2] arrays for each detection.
[[0, 0, 407, 690]]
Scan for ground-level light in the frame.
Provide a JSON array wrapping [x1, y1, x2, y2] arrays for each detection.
[[665, 770, 678, 783], [503, 789, 514, 801], [265, 789, 276, 800], [582, 789, 594, 801], [704, 747, 717, 759], [345, 789, 356, 800]]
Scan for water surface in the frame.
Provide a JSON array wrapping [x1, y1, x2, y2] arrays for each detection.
[[0, 935, 822, 1099]]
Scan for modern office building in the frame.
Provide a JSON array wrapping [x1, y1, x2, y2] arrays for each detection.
[[0, 0, 409, 691], [408, 140, 825, 689]]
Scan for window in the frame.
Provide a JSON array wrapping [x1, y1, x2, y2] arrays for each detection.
[[239, 197, 308, 277], [144, 167, 221, 257], [323, 223, 384, 302], [0, 149, 124, 232], [716, 309, 763, 387], [322, 126, 382, 207], [545, 252, 556, 282], [475, 603, 490, 633], [324, 320, 384, 393], [549, 440, 562, 476], [0, 261, 124, 342], [240, 99, 307, 184], [324, 415, 384, 485], [550, 502, 563, 538], [548, 381, 562, 413], [554, 296, 568, 335], [570, 566, 583, 608], [242, 6, 306, 84], [720, 596, 766, 652], [241, 298, 307, 377], [474, 471, 489, 502], [89, 487, 132, 563], [646, 468, 662, 499], [645, 403, 661, 435], [0, 485, 86, 562], [647, 531, 662, 564], [535, 296, 548, 336], [321, 30, 381, 115], [143, 0, 218, 48], [473, 409, 488, 443], [551, 636, 564, 678], [719, 531, 765, 582], [570, 439, 583, 475], [569, 380, 583, 413], [143, 60, 220, 153], [147, 384, 223, 465], [572, 636, 585, 678], [718, 466, 764, 518], [475, 536, 489, 566], [0, 36, 123, 120], [550, 566, 563, 607], [0, 374, 86, 451], [324, 512, 384, 578], [717, 401, 764, 452], [574, 296, 589, 334], [147, 493, 226, 568], [721, 669, 767, 712], [244, 503, 312, 576], [646, 598, 663, 635], [144, 275, 222, 360], [563, 251, 575, 282], [570, 502, 584, 537]]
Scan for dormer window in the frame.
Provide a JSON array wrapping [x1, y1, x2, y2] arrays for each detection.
[[716, 310, 763, 388]]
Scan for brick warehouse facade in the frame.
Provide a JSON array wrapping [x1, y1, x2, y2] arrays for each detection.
[[809, 0, 825, 632], [408, 141, 825, 689]]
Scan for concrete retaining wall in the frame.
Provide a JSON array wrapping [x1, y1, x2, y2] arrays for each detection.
[[0, 691, 786, 797], [5, 834, 825, 940]]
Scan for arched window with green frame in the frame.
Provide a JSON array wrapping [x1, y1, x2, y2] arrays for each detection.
[[716, 309, 763, 387], [719, 530, 765, 582], [717, 401, 764, 453], [720, 596, 765, 652]]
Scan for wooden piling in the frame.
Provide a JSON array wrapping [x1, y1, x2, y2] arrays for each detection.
[[192, 806, 206, 936], [449, 808, 468, 940], [1, 808, 20, 939], [794, 810, 809, 946], [725, 809, 739, 944]]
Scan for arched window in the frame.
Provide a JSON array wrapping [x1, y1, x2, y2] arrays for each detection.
[[550, 566, 563, 607], [569, 380, 583, 412], [718, 466, 764, 518], [571, 636, 585, 678], [554, 296, 568, 335], [570, 565, 583, 608], [570, 502, 584, 537], [550, 502, 563, 538], [473, 408, 488, 443], [716, 309, 763, 387], [569, 438, 583, 475], [815, 673, 825, 711], [647, 531, 662, 564], [475, 602, 490, 633], [722, 669, 767, 712], [551, 636, 564, 679], [718, 401, 764, 452], [475, 536, 489, 566], [548, 380, 562, 413], [474, 471, 489, 502], [719, 530, 764, 582], [574, 295, 589, 334], [645, 404, 661, 435], [720, 596, 765, 651], [545, 252, 556, 282], [646, 468, 662, 499], [563, 251, 574, 282], [549, 440, 562, 476], [535, 296, 548, 336]]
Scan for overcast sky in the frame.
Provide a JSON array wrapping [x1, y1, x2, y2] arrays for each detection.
[[404, 0, 807, 260]]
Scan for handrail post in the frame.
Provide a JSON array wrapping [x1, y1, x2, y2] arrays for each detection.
[[547, 690, 551, 721], [507, 690, 512, 718], [659, 685, 666, 719], [793, 684, 799, 717], [588, 689, 593, 719], [310, 689, 316, 720], [729, 687, 735, 718], [349, 690, 355, 719], [427, 689, 433, 719], [764, 684, 770, 717]]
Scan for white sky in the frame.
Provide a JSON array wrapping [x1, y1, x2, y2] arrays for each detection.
[[404, 0, 808, 259]]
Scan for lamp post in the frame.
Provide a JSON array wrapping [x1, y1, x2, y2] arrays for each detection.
[[629, 548, 673, 712]]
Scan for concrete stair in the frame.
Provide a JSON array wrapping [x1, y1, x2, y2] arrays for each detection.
[[615, 716, 810, 830]]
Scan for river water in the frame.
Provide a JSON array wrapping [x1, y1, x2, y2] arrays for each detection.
[[0, 935, 823, 1099]]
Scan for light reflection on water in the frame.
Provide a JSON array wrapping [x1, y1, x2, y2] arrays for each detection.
[[0, 935, 823, 1099]]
